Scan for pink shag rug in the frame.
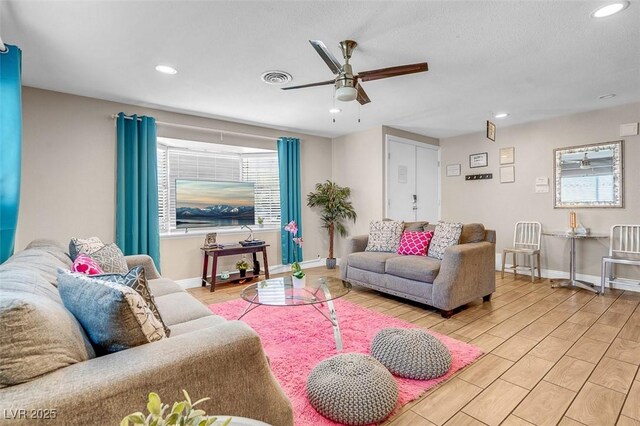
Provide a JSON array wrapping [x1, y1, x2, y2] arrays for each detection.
[[209, 299, 482, 426]]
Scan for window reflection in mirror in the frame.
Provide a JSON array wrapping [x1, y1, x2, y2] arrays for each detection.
[[554, 141, 623, 208]]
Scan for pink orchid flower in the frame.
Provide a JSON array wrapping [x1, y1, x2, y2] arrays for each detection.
[[292, 237, 303, 247], [284, 220, 298, 235]]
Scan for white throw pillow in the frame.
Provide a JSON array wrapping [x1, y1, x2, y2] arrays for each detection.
[[365, 220, 404, 252], [427, 221, 464, 260]]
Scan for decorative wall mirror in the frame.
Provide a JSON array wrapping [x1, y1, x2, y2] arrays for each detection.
[[554, 140, 623, 208]]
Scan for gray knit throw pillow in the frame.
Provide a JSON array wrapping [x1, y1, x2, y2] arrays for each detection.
[[307, 353, 398, 425], [371, 328, 452, 380]]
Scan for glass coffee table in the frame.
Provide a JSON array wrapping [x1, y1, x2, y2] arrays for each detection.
[[239, 276, 351, 350]]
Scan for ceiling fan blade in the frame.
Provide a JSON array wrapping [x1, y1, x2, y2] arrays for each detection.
[[309, 40, 342, 75], [356, 82, 371, 105], [358, 62, 429, 82], [281, 79, 335, 91]]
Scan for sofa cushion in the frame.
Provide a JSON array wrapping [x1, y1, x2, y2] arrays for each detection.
[[385, 256, 441, 283], [89, 243, 128, 274], [348, 252, 401, 274], [57, 270, 167, 354], [397, 231, 434, 256], [154, 292, 213, 326], [365, 220, 404, 252], [428, 221, 463, 260], [71, 254, 104, 275], [0, 245, 71, 290], [460, 223, 486, 244], [95, 266, 170, 337], [69, 236, 104, 261], [168, 315, 227, 336], [0, 269, 96, 388], [148, 278, 185, 297]]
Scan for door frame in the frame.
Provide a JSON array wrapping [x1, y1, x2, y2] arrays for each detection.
[[384, 135, 441, 221]]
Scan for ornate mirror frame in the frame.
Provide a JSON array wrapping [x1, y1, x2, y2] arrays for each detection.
[[553, 140, 624, 208]]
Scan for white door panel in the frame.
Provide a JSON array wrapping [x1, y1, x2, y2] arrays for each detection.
[[416, 145, 440, 222], [387, 141, 416, 221], [386, 137, 440, 223]]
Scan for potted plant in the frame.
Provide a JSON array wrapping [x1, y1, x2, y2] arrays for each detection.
[[121, 390, 230, 426], [284, 221, 305, 287], [257, 217, 264, 228], [307, 180, 357, 269], [236, 259, 250, 278]]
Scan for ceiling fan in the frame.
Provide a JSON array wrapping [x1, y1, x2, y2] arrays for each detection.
[[282, 40, 429, 104]]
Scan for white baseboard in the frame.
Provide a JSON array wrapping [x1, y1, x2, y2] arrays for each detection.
[[176, 257, 331, 289], [495, 253, 640, 293]]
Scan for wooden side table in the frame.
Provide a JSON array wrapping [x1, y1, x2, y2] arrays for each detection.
[[201, 244, 270, 292]]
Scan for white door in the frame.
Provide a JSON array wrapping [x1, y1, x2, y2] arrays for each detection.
[[416, 145, 440, 223], [387, 140, 417, 221], [386, 137, 440, 222]]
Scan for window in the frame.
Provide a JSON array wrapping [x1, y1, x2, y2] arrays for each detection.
[[157, 138, 280, 233]]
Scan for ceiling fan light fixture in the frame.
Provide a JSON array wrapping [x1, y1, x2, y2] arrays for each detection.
[[335, 86, 358, 102], [591, 2, 629, 18]]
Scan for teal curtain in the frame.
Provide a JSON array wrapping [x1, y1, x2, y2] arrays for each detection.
[[277, 137, 303, 264], [0, 45, 22, 263], [115, 113, 161, 270]]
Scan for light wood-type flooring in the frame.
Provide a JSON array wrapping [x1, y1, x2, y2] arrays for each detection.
[[188, 268, 640, 426]]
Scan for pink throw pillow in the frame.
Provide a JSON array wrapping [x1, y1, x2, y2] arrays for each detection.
[[71, 254, 104, 276], [397, 231, 434, 256]]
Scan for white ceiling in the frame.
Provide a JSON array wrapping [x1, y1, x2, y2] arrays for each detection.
[[3, 1, 639, 139]]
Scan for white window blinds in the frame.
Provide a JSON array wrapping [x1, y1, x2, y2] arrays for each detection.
[[242, 153, 281, 225]]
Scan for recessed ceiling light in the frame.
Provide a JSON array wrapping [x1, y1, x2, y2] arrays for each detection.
[[591, 2, 629, 18], [599, 93, 616, 99], [329, 108, 342, 114], [494, 113, 510, 119], [155, 65, 177, 75]]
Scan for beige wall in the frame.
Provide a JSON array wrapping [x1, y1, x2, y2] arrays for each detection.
[[18, 87, 332, 280], [440, 102, 640, 277], [331, 126, 441, 257]]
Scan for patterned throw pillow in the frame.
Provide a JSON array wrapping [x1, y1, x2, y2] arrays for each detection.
[[397, 231, 434, 256], [95, 266, 170, 337], [427, 221, 464, 260], [57, 269, 166, 354], [365, 220, 404, 252], [89, 243, 128, 274], [69, 237, 104, 261], [71, 254, 104, 276]]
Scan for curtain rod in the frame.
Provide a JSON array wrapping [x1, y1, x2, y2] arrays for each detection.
[[110, 114, 277, 142]]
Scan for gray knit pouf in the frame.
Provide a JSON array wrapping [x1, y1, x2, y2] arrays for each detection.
[[371, 328, 452, 380], [306, 353, 398, 425]]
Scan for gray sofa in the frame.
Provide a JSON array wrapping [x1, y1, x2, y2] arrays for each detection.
[[0, 240, 293, 425], [341, 223, 496, 317]]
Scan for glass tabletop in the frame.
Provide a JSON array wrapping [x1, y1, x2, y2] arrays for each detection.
[[240, 276, 351, 306], [543, 231, 608, 239]]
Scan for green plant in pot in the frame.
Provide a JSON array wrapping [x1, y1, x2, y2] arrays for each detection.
[[307, 180, 357, 269], [257, 217, 264, 228], [236, 259, 250, 278], [121, 390, 230, 426]]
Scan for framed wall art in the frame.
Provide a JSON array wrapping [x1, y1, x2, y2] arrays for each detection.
[[500, 147, 515, 164], [469, 152, 488, 168], [486, 121, 496, 141], [446, 164, 461, 177]]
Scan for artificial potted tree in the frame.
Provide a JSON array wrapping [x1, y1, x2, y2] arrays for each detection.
[[307, 180, 357, 269]]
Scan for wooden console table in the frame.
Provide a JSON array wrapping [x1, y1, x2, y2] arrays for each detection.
[[201, 244, 270, 292]]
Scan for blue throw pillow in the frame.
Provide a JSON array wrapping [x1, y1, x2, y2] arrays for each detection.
[[57, 269, 167, 354]]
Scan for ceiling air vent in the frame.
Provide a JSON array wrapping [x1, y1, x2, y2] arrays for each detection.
[[261, 71, 292, 85]]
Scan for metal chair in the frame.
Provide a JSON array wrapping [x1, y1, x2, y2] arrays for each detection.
[[601, 225, 640, 294], [501, 221, 542, 282]]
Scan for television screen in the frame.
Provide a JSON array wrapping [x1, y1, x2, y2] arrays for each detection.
[[175, 180, 255, 228]]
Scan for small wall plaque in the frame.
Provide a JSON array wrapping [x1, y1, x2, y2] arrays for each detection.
[[465, 173, 493, 181]]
